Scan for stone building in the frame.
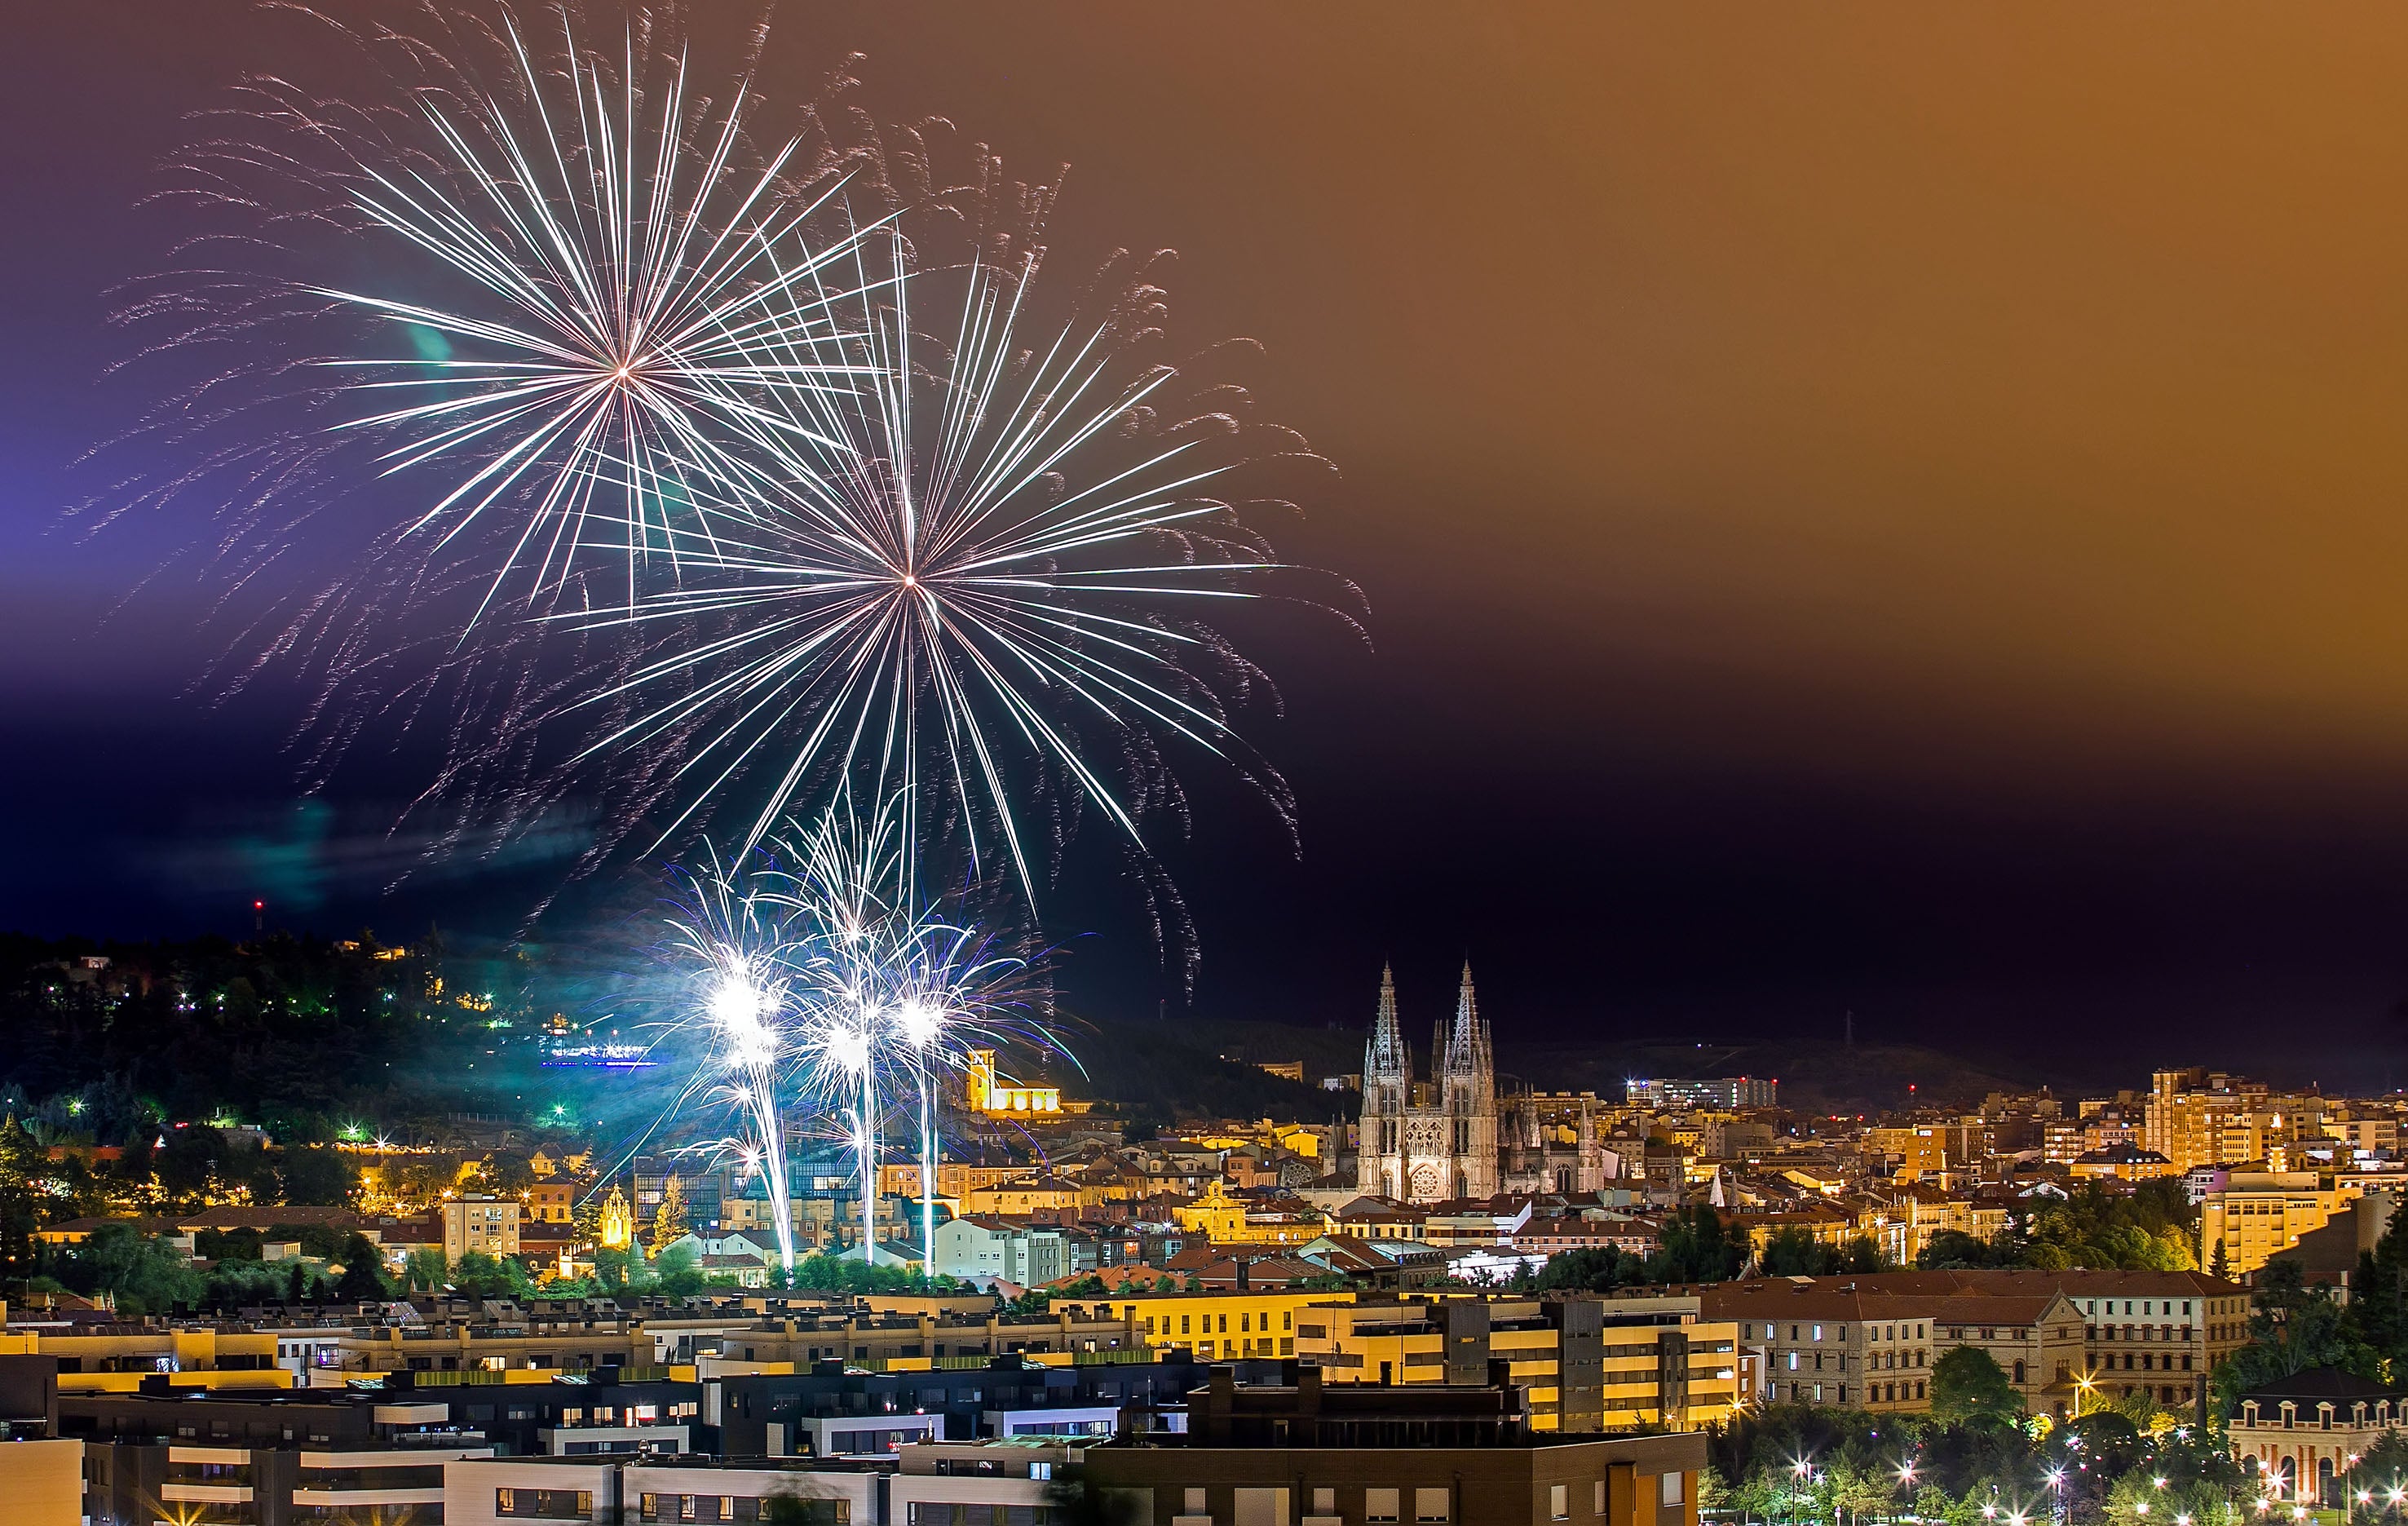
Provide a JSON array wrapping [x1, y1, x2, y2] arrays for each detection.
[[1356, 965, 1610, 1204]]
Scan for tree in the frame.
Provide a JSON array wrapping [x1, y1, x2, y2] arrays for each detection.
[[481, 1154, 537, 1195], [2215, 1258, 2382, 1413], [593, 1245, 633, 1290], [0, 1113, 51, 1282], [276, 1147, 360, 1206], [1918, 1231, 2010, 1271], [57, 1224, 203, 1315], [402, 1246, 448, 1293], [652, 1244, 705, 1298], [1763, 1229, 1897, 1277], [1930, 1345, 2025, 1429], [652, 1175, 687, 1250], [1531, 1245, 1646, 1293], [2349, 1201, 2408, 1375], [1761, 1228, 1831, 1277], [450, 1250, 532, 1299], [1654, 1205, 1747, 1284], [333, 1233, 389, 1302]]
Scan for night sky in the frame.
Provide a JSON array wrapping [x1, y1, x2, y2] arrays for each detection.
[[9, 4, 2408, 1083]]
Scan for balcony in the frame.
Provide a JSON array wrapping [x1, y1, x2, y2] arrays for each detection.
[[160, 1483, 255, 1504], [296, 1486, 449, 1507]]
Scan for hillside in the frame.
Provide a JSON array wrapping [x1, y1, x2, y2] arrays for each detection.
[[1030, 1011, 2060, 1121]]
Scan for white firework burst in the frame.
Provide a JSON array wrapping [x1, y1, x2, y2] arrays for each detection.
[[562, 223, 1343, 897], [299, 7, 886, 620]]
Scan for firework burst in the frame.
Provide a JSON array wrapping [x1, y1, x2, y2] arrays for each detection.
[[564, 223, 1349, 900], [772, 798, 1051, 1265]]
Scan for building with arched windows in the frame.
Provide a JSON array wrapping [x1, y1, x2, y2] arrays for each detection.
[[1355, 965, 1608, 1205], [2230, 1369, 2408, 1506]]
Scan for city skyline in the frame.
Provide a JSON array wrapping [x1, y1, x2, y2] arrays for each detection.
[[7, 9, 2408, 1522]]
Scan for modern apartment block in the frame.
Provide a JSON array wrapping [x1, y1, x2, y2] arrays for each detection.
[[1624, 1077, 1776, 1110], [1288, 1295, 1741, 1432], [2202, 1174, 2357, 1275], [442, 1194, 524, 1263], [1085, 1365, 1704, 1526]]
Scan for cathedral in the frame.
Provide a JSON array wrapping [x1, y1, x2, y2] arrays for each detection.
[[1356, 963, 1612, 1204]]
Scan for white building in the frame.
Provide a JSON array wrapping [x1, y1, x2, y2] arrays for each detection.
[[932, 1218, 1066, 1286]]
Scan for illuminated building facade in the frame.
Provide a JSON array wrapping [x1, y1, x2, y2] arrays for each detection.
[[965, 1048, 1061, 1116]]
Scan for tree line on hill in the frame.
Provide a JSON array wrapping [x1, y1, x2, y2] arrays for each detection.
[[1512, 1183, 2203, 1296], [0, 931, 529, 1138]]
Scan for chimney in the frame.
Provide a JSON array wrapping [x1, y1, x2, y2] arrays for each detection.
[[1297, 1364, 1324, 1416], [1203, 1365, 1237, 1444]]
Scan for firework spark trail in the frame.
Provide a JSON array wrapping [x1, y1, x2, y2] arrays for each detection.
[[658, 843, 810, 1272], [770, 797, 1052, 1268], [553, 219, 1348, 906]]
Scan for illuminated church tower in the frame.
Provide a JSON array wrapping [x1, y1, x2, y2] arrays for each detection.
[[1441, 963, 1500, 1199], [1356, 962, 1499, 1203]]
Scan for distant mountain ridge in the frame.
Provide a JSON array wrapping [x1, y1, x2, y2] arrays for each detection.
[[1014, 1010, 2063, 1121]]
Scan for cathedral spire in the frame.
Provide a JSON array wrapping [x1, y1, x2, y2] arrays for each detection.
[[1364, 962, 1409, 1082], [1444, 961, 1487, 1077]]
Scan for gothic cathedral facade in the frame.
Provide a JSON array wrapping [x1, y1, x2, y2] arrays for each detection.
[[1356, 963, 1612, 1204], [1358, 962, 1500, 1202]]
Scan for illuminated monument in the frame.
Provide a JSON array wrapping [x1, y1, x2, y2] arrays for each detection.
[[1357, 964, 1608, 1203], [965, 1048, 1061, 1116], [598, 1184, 634, 1250]]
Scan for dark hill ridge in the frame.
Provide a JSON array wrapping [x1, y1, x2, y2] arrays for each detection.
[[1011, 1010, 2057, 1120]]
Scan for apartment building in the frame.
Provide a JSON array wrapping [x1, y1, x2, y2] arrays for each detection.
[[60, 1377, 497, 1524], [2058, 1270, 2249, 1409], [1119, 1288, 1354, 1361], [1085, 1366, 1705, 1526], [933, 1218, 1067, 1286], [528, 1180, 577, 1225], [1708, 1269, 2247, 1415], [2203, 1174, 2357, 1275], [1704, 1280, 2085, 1417], [1288, 1295, 1741, 1434], [2146, 1070, 2260, 1174], [711, 1354, 1226, 1458], [443, 1194, 523, 1263]]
